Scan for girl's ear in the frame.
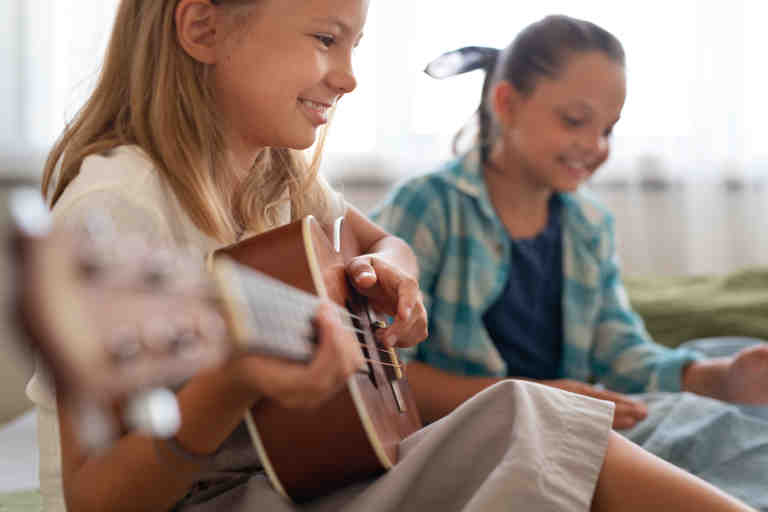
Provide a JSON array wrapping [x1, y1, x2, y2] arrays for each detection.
[[491, 81, 520, 128], [176, 0, 219, 64]]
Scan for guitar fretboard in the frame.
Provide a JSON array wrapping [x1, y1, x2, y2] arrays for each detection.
[[216, 259, 322, 362]]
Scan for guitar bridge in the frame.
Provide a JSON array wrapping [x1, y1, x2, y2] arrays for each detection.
[[389, 379, 407, 414]]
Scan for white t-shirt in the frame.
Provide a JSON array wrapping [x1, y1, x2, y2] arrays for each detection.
[[26, 145, 345, 511]]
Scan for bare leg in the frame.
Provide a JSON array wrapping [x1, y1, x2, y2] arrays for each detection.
[[592, 432, 753, 512]]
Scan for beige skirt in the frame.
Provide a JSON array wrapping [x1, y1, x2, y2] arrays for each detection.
[[179, 380, 614, 512]]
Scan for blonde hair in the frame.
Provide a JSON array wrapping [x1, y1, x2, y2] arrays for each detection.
[[42, 0, 332, 243]]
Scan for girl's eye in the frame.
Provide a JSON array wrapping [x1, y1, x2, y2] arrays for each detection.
[[562, 116, 584, 128], [314, 34, 336, 48]]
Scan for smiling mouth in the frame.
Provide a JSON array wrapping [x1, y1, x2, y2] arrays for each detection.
[[559, 157, 593, 174], [298, 98, 332, 124], [299, 98, 331, 112]]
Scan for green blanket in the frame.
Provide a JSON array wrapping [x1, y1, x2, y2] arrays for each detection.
[[0, 490, 40, 512], [625, 266, 768, 348]]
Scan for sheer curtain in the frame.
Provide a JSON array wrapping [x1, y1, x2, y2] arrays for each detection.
[[0, 0, 120, 176], [3, 0, 768, 186], [329, 0, 768, 185]]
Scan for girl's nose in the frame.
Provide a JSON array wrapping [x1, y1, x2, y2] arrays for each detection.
[[328, 57, 357, 94], [580, 132, 609, 155]]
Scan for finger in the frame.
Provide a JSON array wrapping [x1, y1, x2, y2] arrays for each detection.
[[613, 409, 640, 430], [598, 392, 647, 420], [374, 325, 396, 349], [312, 303, 365, 375], [235, 354, 314, 407], [376, 280, 419, 347], [346, 258, 377, 289], [613, 402, 646, 427], [232, 309, 358, 410], [395, 279, 419, 320], [392, 302, 428, 348], [593, 389, 647, 412]]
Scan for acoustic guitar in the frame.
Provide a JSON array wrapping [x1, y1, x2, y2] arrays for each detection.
[[212, 215, 423, 503], [9, 188, 422, 501]]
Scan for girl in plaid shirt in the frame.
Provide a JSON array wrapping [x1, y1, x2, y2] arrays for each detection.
[[374, 15, 768, 508]]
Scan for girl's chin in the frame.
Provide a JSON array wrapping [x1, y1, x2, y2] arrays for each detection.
[[553, 177, 589, 192], [291, 139, 316, 151], [278, 133, 318, 151], [558, 170, 594, 190], [292, 128, 321, 150]]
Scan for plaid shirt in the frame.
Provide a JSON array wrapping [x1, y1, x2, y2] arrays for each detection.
[[372, 150, 703, 393]]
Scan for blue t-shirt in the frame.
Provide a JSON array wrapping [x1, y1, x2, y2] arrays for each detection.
[[482, 195, 563, 379]]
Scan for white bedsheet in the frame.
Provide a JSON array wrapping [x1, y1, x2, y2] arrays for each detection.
[[0, 410, 38, 492]]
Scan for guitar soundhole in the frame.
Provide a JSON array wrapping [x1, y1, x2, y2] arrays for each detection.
[[346, 300, 377, 388]]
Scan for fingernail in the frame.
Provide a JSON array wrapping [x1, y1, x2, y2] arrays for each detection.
[[386, 335, 397, 347], [404, 305, 413, 318], [357, 271, 375, 282]]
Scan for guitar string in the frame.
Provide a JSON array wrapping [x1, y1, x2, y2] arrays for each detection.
[[360, 358, 401, 369], [99, 284, 404, 367], [255, 307, 404, 369], [226, 301, 403, 367], [97, 286, 382, 336], [247, 313, 395, 356]]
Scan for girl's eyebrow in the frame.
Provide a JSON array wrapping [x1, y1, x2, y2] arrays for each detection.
[[312, 16, 352, 35], [562, 102, 621, 126], [564, 100, 594, 114], [556, 102, 592, 118], [311, 16, 364, 46]]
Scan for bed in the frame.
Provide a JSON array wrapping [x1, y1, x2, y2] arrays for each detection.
[[0, 410, 40, 511]]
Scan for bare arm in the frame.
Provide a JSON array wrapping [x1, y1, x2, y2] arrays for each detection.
[[344, 205, 427, 348], [407, 361, 648, 428], [683, 343, 768, 405], [344, 205, 419, 278], [60, 364, 256, 512], [405, 361, 502, 424], [681, 359, 731, 401], [61, 304, 362, 512]]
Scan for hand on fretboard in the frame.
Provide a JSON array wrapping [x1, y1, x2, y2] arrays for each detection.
[[220, 261, 322, 361]]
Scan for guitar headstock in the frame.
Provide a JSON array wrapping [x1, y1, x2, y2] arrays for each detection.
[[8, 188, 230, 445]]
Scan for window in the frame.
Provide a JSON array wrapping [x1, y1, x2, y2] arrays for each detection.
[[5, 0, 767, 184]]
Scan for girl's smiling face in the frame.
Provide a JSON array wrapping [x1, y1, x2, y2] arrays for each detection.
[[494, 51, 626, 191], [211, 0, 368, 162]]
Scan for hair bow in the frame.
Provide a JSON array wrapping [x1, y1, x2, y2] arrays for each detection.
[[423, 46, 500, 79]]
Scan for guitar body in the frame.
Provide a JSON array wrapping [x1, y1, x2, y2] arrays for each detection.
[[214, 216, 422, 502]]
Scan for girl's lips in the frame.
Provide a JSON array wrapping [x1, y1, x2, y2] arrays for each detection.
[[298, 98, 332, 125], [560, 158, 593, 180]]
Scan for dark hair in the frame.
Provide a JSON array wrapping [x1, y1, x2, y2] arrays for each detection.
[[472, 15, 625, 163]]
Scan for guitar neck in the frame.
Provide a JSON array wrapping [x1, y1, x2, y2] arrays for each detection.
[[212, 257, 324, 362]]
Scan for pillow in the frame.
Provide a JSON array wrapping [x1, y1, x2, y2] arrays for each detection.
[[625, 267, 768, 348]]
